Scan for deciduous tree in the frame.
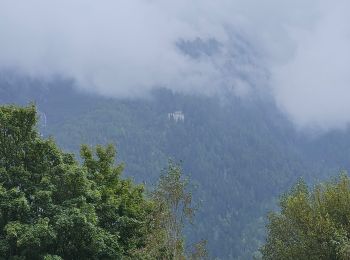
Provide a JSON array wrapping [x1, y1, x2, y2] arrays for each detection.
[[261, 174, 350, 260], [0, 104, 158, 259]]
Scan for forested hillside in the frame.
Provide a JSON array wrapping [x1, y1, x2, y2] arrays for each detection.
[[2, 74, 350, 259]]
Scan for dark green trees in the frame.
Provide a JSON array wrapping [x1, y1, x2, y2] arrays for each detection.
[[261, 175, 350, 260], [0, 105, 159, 259]]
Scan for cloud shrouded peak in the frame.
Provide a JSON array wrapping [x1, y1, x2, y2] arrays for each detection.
[[1, 0, 350, 130]]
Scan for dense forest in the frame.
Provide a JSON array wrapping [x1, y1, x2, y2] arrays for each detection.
[[0, 104, 207, 259], [2, 74, 350, 259]]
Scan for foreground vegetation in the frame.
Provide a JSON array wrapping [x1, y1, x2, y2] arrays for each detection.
[[0, 104, 205, 259], [262, 175, 350, 259]]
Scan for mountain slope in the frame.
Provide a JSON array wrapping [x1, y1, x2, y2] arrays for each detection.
[[1, 75, 350, 259]]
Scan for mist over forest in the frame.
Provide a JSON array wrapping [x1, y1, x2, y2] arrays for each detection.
[[1, 1, 350, 259]]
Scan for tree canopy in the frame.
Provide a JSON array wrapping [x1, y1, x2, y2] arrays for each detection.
[[0, 104, 206, 259], [261, 174, 350, 260], [0, 104, 163, 259]]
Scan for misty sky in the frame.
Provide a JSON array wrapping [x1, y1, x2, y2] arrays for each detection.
[[0, 1, 349, 130]]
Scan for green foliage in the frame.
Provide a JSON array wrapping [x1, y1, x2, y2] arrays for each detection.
[[0, 104, 163, 259], [152, 161, 207, 260], [152, 162, 192, 259], [261, 174, 350, 260]]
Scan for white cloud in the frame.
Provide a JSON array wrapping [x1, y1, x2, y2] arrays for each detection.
[[1, 0, 350, 130], [0, 0, 243, 97], [270, 1, 350, 130]]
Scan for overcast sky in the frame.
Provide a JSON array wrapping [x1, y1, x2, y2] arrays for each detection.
[[0, 0, 349, 130]]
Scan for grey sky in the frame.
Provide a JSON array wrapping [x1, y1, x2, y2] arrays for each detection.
[[0, 0, 349, 130]]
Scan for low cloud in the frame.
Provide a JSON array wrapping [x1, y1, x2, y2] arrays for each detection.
[[270, 2, 350, 130], [0, 0, 349, 130]]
